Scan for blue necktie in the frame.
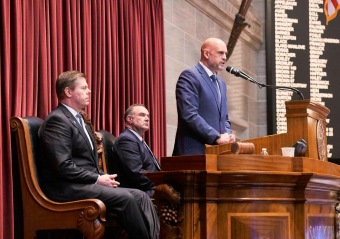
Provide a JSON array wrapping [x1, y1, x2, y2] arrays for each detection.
[[76, 113, 94, 151], [142, 140, 161, 170], [76, 114, 84, 127], [210, 75, 221, 104]]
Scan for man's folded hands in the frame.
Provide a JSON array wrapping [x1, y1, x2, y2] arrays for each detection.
[[98, 174, 120, 188]]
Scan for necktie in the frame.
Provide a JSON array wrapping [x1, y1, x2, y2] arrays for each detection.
[[76, 114, 84, 127], [142, 140, 161, 170], [210, 75, 221, 104], [76, 113, 94, 150]]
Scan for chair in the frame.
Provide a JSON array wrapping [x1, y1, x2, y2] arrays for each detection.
[[97, 130, 182, 238], [10, 116, 109, 239], [96, 130, 116, 174]]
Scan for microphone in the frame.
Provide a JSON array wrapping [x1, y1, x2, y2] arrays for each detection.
[[226, 66, 304, 100], [226, 66, 257, 83]]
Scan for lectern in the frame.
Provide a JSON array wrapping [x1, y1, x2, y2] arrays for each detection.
[[147, 100, 340, 239]]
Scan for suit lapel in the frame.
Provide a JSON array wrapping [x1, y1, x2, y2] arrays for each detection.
[[58, 104, 96, 162], [126, 129, 161, 171], [196, 63, 221, 115]]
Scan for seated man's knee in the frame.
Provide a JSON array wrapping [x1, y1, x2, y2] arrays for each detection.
[[120, 190, 136, 202]]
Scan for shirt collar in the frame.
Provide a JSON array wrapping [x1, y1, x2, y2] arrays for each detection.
[[61, 103, 79, 118], [199, 61, 215, 78], [127, 128, 143, 142]]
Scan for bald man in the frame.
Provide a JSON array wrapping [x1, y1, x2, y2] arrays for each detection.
[[173, 38, 236, 156]]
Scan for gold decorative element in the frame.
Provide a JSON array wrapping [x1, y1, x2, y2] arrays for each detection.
[[154, 184, 180, 206], [159, 203, 183, 239], [77, 210, 105, 239], [317, 120, 327, 161], [159, 222, 183, 239], [160, 204, 181, 226], [153, 184, 182, 238]]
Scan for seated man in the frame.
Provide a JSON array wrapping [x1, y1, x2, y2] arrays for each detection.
[[39, 71, 159, 239], [110, 104, 161, 197]]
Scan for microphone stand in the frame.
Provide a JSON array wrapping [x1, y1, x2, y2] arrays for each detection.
[[238, 71, 304, 100]]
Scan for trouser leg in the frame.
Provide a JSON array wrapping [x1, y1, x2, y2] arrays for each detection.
[[125, 188, 160, 239], [97, 187, 151, 239]]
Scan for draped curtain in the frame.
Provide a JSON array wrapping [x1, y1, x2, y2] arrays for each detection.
[[0, 0, 166, 238]]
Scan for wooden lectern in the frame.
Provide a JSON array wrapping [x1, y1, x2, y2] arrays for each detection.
[[147, 100, 340, 239]]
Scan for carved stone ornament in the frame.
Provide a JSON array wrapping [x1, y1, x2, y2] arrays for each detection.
[[317, 120, 327, 161]]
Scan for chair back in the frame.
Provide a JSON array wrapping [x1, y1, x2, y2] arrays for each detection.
[[26, 117, 45, 187], [11, 117, 45, 192], [97, 130, 116, 173], [11, 117, 116, 238]]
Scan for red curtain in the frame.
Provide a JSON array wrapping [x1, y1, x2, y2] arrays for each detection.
[[0, 0, 166, 238]]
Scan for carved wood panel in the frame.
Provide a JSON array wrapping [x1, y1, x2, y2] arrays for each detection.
[[228, 213, 290, 239], [307, 214, 335, 239]]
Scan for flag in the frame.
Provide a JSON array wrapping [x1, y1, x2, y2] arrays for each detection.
[[324, 0, 340, 24]]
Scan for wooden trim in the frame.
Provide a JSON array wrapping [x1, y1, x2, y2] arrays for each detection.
[[10, 117, 108, 238]]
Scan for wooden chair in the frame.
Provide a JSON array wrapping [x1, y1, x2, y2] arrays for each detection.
[[10, 116, 109, 239], [96, 130, 116, 174]]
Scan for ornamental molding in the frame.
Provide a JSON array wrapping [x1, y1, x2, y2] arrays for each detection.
[[186, 0, 263, 51]]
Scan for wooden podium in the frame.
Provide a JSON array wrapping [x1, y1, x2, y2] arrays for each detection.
[[147, 100, 340, 239]]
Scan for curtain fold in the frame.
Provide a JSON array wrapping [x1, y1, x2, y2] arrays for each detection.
[[0, 0, 166, 238]]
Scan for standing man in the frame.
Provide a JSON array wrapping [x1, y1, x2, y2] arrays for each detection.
[[173, 38, 236, 156], [110, 104, 161, 197], [39, 71, 159, 239]]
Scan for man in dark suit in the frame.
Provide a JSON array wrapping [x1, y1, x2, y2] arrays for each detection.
[[39, 71, 159, 239], [111, 104, 161, 197], [173, 38, 236, 156]]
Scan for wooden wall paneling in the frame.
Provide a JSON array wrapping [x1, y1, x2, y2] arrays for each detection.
[[146, 100, 337, 238], [146, 160, 340, 238], [228, 213, 290, 239], [205, 100, 330, 160], [305, 205, 336, 239]]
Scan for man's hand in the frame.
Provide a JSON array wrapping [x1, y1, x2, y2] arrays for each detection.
[[97, 174, 120, 188], [229, 134, 236, 143], [216, 133, 236, 145]]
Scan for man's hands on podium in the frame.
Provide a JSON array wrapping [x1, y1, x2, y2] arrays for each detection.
[[216, 133, 236, 145], [98, 174, 120, 188]]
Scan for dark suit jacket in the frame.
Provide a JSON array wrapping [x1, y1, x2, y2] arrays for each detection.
[[173, 62, 232, 156], [110, 129, 160, 196], [38, 104, 105, 202]]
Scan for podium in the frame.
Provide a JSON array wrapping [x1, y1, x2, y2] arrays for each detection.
[[147, 100, 340, 239]]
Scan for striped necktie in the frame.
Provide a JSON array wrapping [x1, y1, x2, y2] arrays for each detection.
[[142, 140, 161, 170], [76, 114, 84, 127], [210, 74, 221, 104]]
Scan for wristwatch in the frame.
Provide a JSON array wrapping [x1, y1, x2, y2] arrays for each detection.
[[215, 133, 221, 143]]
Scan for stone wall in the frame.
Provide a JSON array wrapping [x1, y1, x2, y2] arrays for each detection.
[[164, 0, 267, 155]]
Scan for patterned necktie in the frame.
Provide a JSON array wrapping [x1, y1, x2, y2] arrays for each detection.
[[76, 114, 84, 127], [76, 113, 94, 150], [142, 140, 161, 170], [210, 74, 221, 104]]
